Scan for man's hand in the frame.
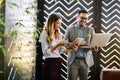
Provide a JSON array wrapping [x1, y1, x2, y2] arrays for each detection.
[[91, 45, 101, 51]]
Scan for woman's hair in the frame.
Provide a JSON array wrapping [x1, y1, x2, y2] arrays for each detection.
[[44, 13, 62, 44]]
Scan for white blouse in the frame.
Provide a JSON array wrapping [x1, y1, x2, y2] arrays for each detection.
[[39, 30, 65, 59]]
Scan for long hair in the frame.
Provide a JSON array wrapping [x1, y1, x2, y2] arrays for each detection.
[[44, 13, 62, 44]]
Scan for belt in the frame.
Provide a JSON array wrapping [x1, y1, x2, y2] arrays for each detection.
[[75, 57, 85, 59]]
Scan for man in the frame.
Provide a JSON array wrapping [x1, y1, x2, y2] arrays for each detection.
[[64, 10, 99, 80]]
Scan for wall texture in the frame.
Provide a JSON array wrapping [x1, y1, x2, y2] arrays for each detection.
[[38, 0, 120, 80], [100, 0, 120, 69]]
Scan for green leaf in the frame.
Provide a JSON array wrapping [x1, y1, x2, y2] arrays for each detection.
[[0, 38, 2, 42], [25, 7, 31, 14], [0, 13, 4, 16], [10, 31, 18, 39], [0, 71, 3, 73], [0, 19, 5, 26], [8, 2, 19, 8], [0, 45, 5, 56], [33, 28, 42, 39], [15, 22, 24, 27]]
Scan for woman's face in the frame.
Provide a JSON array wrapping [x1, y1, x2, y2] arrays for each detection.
[[54, 19, 62, 30]]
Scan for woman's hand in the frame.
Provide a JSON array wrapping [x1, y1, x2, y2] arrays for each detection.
[[72, 44, 79, 51], [57, 40, 68, 46], [51, 40, 68, 52], [64, 44, 79, 53], [79, 40, 87, 46]]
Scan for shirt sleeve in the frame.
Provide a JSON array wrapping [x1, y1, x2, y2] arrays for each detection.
[[40, 30, 67, 56], [39, 31, 52, 56]]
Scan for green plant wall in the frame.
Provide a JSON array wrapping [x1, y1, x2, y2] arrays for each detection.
[[4, 0, 39, 80], [0, 0, 5, 79]]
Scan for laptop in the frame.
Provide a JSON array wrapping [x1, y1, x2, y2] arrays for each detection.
[[89, 33, 112, 47], [66, 33, 112, 49]]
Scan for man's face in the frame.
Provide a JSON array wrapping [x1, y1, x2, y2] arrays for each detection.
[[77, 13, 88, 27]]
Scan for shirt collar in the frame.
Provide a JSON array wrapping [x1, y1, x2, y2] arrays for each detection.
[[75, 24, 85, 30]]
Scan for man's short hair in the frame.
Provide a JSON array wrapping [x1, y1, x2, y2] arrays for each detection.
[[78, 10, 88, 15]]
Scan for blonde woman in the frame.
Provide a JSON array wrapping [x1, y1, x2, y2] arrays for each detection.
[[39, 13, 76, 80]]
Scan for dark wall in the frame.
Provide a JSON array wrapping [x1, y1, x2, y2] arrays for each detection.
[[35, 0, 44, 80], [37, 0, 98, 80], [0, 53, 4, 80], [37, 0, 120, 80]]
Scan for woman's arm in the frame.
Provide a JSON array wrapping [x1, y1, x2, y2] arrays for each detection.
[[51, 39, 68, 52]]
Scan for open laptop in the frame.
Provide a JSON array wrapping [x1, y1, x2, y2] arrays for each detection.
[[66, 33, 112, 49], [89, 33, 112, 47]]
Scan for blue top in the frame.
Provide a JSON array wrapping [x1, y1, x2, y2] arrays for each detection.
[[75, 25, 85, 58]]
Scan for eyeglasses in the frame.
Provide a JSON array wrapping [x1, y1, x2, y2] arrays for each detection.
[[79, 17, 88, 20]]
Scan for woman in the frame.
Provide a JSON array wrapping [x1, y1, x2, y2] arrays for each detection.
[[39, 13, 75, 80]]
